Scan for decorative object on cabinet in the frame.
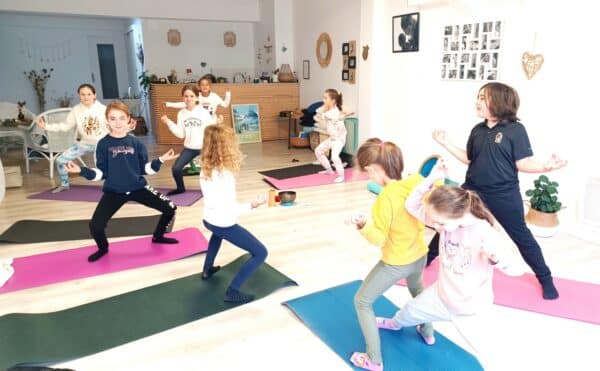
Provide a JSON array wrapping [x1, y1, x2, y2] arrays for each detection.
[[393, 12, 420, 52], [316, 33, 332, 67], [167, 69, 178, 84], [232, 104, 261, 144], [277, 64, 296, 82], [522, 52, 544, 80], [167, 29, 181, 46], [224, 31, 236, 47]]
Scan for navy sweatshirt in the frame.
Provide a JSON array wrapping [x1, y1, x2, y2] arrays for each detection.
[[79, 135, 162, 193]]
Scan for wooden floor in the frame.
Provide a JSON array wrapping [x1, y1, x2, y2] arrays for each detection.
[[0, 139, 599, 371]]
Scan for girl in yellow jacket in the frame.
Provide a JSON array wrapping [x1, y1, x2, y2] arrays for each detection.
[[347, 138, 432, 371]]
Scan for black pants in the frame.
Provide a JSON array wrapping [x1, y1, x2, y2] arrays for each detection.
[[89, 185, 177, 250], [427, 186, 552, 281], [172, 148, 200, 190]]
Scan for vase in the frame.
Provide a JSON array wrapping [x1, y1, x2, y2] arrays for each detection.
[[277, 64, 296, 82]]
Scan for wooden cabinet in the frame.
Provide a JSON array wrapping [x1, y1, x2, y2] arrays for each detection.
[[150, 83, 299, 144]]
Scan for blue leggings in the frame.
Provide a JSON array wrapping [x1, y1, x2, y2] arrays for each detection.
[[203, 220, 268, 290]]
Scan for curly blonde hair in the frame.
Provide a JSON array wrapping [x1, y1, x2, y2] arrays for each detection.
[[201, 124, 242, 178]]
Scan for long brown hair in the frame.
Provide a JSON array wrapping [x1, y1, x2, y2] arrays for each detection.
[[201, 124, 242, 178], [427, 186, 495, 226], [356, 138, 404, 180], [325, 88, 343, 110], [479, 82, 520, 123]]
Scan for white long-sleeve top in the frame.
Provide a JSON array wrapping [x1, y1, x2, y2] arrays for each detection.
[[166, 91, 231, 119], [314, 106, 347, 141], [165, 106, 215, 150], [405, 178, 524, 314], [45, 101, 108, 146], [200, 168, 251, 227]]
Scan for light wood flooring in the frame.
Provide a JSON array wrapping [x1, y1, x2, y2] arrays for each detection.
[[0, 139, 598, 371]]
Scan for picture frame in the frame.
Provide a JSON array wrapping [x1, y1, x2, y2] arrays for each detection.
[[342, 70, 349, 81], [348, 69, 355, 84], [231, 104, 261, 144], [342, 42, 349, 55], [348, 40, 356, 56], [303, 60, 310, 79], [392, 12, 420, 53], [348, 56, 356, 69]]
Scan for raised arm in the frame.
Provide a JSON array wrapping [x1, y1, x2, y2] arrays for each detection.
[[481, 227, 524, 276], [432, 129, 470, 165], [161, 113, 185, 139], [165, 101, 186, 109], [220, 91, 231, 108], [516, 154, 567, 173], [77, 142, 107, 181]]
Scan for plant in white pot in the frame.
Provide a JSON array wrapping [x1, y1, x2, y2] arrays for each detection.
[[525, 175, 561, 237]]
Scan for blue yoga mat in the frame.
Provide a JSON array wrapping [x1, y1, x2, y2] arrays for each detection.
[[283, 281, 483, 371]]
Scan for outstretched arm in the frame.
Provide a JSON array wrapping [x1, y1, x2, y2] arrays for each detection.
[[516, 154, 567, 173], [432, 129, 470, 165]]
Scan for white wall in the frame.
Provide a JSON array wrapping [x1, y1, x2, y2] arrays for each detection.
[[293, 0, 361, 113], [0, 12, 130, 114], [142, 19, 255, 82], [254, 0, 276, 77], [0, 0, 260, 22], [274, 0, 294, 69], [376, 0, 600, 225]]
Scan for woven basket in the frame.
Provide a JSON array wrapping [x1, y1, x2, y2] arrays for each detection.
[[290, 137, 310, 148]]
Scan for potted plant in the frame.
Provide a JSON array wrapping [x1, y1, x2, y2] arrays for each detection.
[[525, 175, 561, 237]]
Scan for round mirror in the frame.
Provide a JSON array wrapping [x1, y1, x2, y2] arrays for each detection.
[[316, 33, 332, 67]]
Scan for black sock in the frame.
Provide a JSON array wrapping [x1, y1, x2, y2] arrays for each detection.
[[540, 278, 559, 300], [225, 287, 255, 304], [167, 189, 185, 196], [202, 265, 221, 280], [88, 249, 108, 262], [152, 236, 179, 244]]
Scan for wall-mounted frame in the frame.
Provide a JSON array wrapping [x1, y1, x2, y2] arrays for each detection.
[[231, 104, 261, 144], [348, 56, 356, 69], [342, 42, 349, 55], [303, 60, 310, 79], [392, 12, 420, 52], [316, 33, 333, 67], [342, 70, 349, 81]]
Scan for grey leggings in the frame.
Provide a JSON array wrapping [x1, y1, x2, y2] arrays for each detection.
[[354, 256, 431, 363]]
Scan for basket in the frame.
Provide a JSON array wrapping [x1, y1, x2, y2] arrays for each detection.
[[290, 136, 310, 148]]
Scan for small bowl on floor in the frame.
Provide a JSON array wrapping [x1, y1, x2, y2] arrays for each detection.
[[278, 191, 296, 206]]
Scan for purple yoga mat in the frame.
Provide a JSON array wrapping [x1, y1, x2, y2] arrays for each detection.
[[28, 185, 202, 206], [263, 168, 368, 190], [0, 227, 208, 294], [397, 260, 600, 325]]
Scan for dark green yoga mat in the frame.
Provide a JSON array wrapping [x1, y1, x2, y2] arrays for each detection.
[[0, 215, 173, 244], [0, 255, 297, 369]]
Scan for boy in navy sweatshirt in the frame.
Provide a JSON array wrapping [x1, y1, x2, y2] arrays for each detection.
[[66, 100, 180, 262]]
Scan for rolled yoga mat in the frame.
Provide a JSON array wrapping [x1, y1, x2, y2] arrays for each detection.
[[0, 215, 173, 244], [397, 260, 600, 325], [0, 255, 297, 369], [263, 168, 368, 190], [28, 185, 203, 207], [283, 280, 483, 371], [0, 227, 208, 294], [259, 164, 325, 179]]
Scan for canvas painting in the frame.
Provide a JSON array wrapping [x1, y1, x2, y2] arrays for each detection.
[[231, 104, 261, 143]]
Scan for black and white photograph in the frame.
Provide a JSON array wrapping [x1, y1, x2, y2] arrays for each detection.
[[342, 69, 349, 81], [342, 42, 349, 55], [440, 20, 503, 81], [348, 56, 356, 69], [392, 12, 420, 52]]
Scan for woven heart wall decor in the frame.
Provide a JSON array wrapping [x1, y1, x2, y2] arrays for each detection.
[[522, 52, 544, 80]]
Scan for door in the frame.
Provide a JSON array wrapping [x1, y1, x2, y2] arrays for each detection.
[[88, 36, 128, 100]]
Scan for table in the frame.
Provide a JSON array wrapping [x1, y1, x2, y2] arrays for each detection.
[[279, 110, 302, 149], [0, 126, 28, 172]]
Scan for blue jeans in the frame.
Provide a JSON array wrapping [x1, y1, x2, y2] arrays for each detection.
[[203, 220, 268, 290]]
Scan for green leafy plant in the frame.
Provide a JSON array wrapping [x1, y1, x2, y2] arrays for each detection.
[[525, 175, 561, 213]]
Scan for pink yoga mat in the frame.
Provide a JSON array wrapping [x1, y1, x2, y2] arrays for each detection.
[[263, 168, 368, 190], [0, 228, 208, 294], [397, 260, 600, 325], [28, 185, 203, 206]]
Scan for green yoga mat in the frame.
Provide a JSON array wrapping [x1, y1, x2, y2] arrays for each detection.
[[0, 215, 173, 244], [0, 255, 297, 369]]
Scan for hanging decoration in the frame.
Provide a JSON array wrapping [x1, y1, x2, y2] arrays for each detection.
[[167, 29, 181, 46], [224, 31, 237, 47], [521, 52, 544, 80], [19, 37, 72, 63]]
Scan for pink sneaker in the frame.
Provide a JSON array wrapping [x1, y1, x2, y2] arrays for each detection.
[[375, 317, 401, 330], [350, 352, 383, 371], [416, 325, 436, 345]]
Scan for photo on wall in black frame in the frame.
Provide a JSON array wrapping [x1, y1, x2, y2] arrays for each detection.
[[342, 42, 349, 55], [348, 56, 356, 68], [392, 12, 420, 52], [342, 70, 349, 81]]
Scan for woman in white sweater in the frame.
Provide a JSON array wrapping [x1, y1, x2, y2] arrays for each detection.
[[36, 83, 108, 193], [160, 84, 217, 195], [165, 76, 231, 120]]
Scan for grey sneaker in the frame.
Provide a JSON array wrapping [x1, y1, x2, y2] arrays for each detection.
[[51, 185, 70, 193]]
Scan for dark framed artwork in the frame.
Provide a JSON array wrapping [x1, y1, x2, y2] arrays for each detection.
[[392, 12, 420, 52], [342, 42, 349, 55], [348, 56, 356, 68], [303, 60, 310, 79], [342, 70, 349, 81]]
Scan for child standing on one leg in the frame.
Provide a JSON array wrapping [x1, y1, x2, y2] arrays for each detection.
[[314, 89, 347, 183], [376, 159, 523, 369], [347, 139, 431, 371], [65, 101, 180, 262], [199, 124, 268, 304], [430, 82, 566, 299], [161, 84, 218, 195]]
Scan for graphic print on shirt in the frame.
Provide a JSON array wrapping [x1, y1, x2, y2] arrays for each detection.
[[201, 102, 214, 116], [442, 234, 472, 274], [83, 116, 103, 136], [109, 145, 135, 158], [494, 132, 503, 144], [184, 117, 205, 128]]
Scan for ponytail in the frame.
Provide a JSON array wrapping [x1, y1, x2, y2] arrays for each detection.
[[466, 191, 495, 226], [325, 88, 343, 111], [428, 186, 495, 226]]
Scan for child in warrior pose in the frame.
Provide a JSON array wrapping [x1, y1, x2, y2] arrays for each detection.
[[314, 89, 348, 183]]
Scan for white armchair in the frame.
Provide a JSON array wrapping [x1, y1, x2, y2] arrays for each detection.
[[21, 108, 76, 179]]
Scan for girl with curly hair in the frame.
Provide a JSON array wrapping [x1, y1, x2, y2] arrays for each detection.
[[199, 124, 268, 303]]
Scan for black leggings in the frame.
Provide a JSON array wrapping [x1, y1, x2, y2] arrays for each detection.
[[171, 148, 200, 191], [427, 186, 552, 281], [89, 185, 177, 250]]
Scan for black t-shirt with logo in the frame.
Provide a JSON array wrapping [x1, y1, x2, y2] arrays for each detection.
[[464, 120, 533, 192]]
